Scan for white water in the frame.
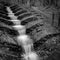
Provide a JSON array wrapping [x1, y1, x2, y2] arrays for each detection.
[[23, 52, 39, 60], [7, 7, 17, 20], [7, 6, 39, 60]]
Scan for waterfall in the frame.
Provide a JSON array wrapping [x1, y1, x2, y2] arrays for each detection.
[[7, 6, 39, 60]]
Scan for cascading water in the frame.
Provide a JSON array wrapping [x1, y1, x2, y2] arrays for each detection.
[[7, 6, 39, 60]]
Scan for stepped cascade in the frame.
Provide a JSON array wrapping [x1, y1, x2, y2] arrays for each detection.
[[7, 6, 39, 60]]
